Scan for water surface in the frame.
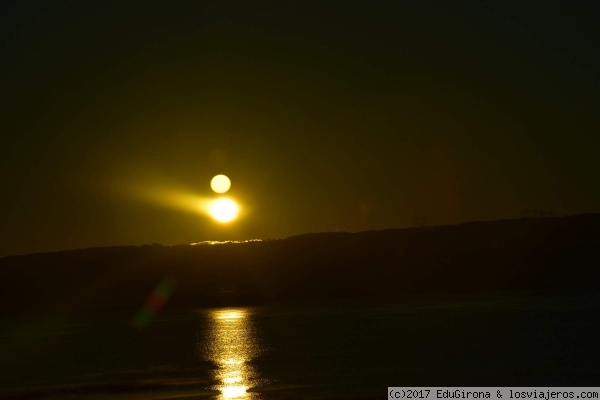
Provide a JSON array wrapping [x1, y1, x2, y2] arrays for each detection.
[[1, 291, 599, 399]]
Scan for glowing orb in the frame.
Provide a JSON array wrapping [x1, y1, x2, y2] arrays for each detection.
[[209, 198, 239, 223], [211, 174, 231, 194]]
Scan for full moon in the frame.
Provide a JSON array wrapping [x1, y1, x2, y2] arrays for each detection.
[[209, 198, 239, 223], [210, 174, 231, 194]]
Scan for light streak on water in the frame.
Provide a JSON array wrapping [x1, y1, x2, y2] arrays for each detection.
[[202, 309, 262, 399]]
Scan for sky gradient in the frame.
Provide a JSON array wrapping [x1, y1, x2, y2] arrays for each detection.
[[1, 1, 599, 256]]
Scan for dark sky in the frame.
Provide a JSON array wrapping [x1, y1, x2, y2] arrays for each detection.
[[1, 0, 598, 256]]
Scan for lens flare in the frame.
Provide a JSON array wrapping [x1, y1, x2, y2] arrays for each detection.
[[131, 277, 176, 331], [209, 198, 239, 223], [211, 174, 231, 194]]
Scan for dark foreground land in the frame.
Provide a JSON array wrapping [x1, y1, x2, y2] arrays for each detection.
[[0, 214, 599, 398], [0, 214, 599, 316]]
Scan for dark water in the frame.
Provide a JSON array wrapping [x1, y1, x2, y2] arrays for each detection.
[[1, 291, 600, 399]]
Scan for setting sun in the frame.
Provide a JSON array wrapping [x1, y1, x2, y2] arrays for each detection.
[[209, 198, 239, 223], [211, 174, 231, 194]]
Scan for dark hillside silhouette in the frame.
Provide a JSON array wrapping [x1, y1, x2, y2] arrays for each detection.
[[1, 214, 599, 317]]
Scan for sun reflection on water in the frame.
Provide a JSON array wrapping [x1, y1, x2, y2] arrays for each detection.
[[205, 308, 261, 399]]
